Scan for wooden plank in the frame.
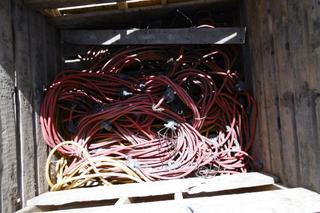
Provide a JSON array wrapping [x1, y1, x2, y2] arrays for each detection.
[[12, 0, 37, 207], [244, 1, 272, 172], [287, 0, 320, 192], [0, 0, 19, 212], [37, 188, 320, 212], [268, 0, 300, 187], [29, 11, 49, 195], [245, 0, 320, 193], [27, 0, 233, 9], [302, 0, 320, 192], [27, 172, 274, 206], [27, 0, 122, 9], [255, 0, 284, 181], [62, 28, 245, 45], [51, 0, 235, 28], [304, 0, 320, 180]]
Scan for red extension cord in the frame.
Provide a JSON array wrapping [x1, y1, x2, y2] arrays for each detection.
[[40, 46, 257, 186]]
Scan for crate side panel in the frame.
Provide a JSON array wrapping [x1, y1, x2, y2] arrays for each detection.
[[12, 0, 38, 206], [0, 0, 19, 211], [246, 0, 320, 192]]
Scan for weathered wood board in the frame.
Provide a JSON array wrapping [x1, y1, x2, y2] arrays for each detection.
[[0, 0, 19, 211], [0, 0, 60, 211], [245, 0, 320, 192], [62, 28, 246, 45]]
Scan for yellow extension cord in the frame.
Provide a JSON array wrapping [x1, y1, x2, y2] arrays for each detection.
[[45, 141, 150, 191]]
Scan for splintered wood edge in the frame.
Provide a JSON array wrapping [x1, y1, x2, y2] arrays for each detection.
[[43, 188, 320, 213], [27, 172, 274, 206]]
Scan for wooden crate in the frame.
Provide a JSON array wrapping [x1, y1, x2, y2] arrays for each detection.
[[17, 173, 320, 212], [1, 0, 320, 212]]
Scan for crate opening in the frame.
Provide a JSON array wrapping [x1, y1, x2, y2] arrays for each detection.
[[39, 0, 260, 192]]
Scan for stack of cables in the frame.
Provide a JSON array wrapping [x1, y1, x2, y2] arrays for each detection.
[[40, 46, 257, 191]]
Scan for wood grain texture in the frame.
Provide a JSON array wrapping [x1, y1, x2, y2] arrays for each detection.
[[27, 0, 128, 9], [258, 0, 284, 181], [269, 0, 300, 187], [0, 0, 19, 212], [246, 0, 320, 192], [244, 0, 272, 172], [26, 0, 233, 9], [28, 173, 274, 206], [305, 0, 320, 164], [28, 188, 320, 213], [287, 0, 320, 192], [12, 0, 37, 206], [61, 28, 245, 45], [29, 12, 49, 195], [51, 0, 235, 29], [0, 0, 61, 210]]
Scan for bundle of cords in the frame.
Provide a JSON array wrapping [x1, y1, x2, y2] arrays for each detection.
[[40, 46, 257, 191]]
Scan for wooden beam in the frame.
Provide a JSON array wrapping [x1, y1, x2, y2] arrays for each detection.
[[27, 173, 273, 206], [61, 27, 245, 45], [26, 0, 234, 9], [51, 0, 236, 28], [26, 0, 121, 9]]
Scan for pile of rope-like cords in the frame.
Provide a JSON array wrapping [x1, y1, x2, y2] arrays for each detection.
[[40, 46, 257, 191]]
